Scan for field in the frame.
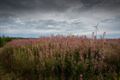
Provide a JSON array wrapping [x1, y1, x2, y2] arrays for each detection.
[[0, 36, 120, 80]]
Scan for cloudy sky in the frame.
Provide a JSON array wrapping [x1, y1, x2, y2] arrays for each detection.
[[0, 0, 120, 38]]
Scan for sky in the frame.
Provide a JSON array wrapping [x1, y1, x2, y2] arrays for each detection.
[[0, 0, 120, 38]]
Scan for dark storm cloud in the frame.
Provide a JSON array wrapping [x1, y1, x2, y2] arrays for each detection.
[[0, 0, 120, 38], [0, 0, 120, 12], [0, 0, 120, 19], [0, 0, 79, 12]]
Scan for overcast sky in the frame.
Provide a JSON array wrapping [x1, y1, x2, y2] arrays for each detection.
[[0, 0, 120, 38]]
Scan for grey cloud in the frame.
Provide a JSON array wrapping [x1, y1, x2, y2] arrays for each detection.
[[100, 16, 120, 31], [0, 0, 120, 21], [0, 17, 88, 33], [0, 0, 80, 12], [1, 15, 119, 33], [0, 0, 120, 12], [0, 0, 120, 38]]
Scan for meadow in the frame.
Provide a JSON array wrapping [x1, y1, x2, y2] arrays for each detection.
[[0, 35, 120, 80]]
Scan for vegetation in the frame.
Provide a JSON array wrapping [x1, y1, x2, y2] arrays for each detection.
[[0, 35, 120, 80], [0, 36, 13, 47], [0, 36, 25, 47]]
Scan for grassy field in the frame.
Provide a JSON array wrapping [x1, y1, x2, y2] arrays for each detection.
[[0, 36, 120, 80]]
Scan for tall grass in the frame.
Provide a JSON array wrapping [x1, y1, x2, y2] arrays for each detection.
[[0, 35, 120, 80]]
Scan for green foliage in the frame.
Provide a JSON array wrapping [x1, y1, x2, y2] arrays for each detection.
[[0, 36, 14, 47]]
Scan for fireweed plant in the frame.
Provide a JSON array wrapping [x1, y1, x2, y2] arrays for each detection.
[[0, 34, 120, 80]]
